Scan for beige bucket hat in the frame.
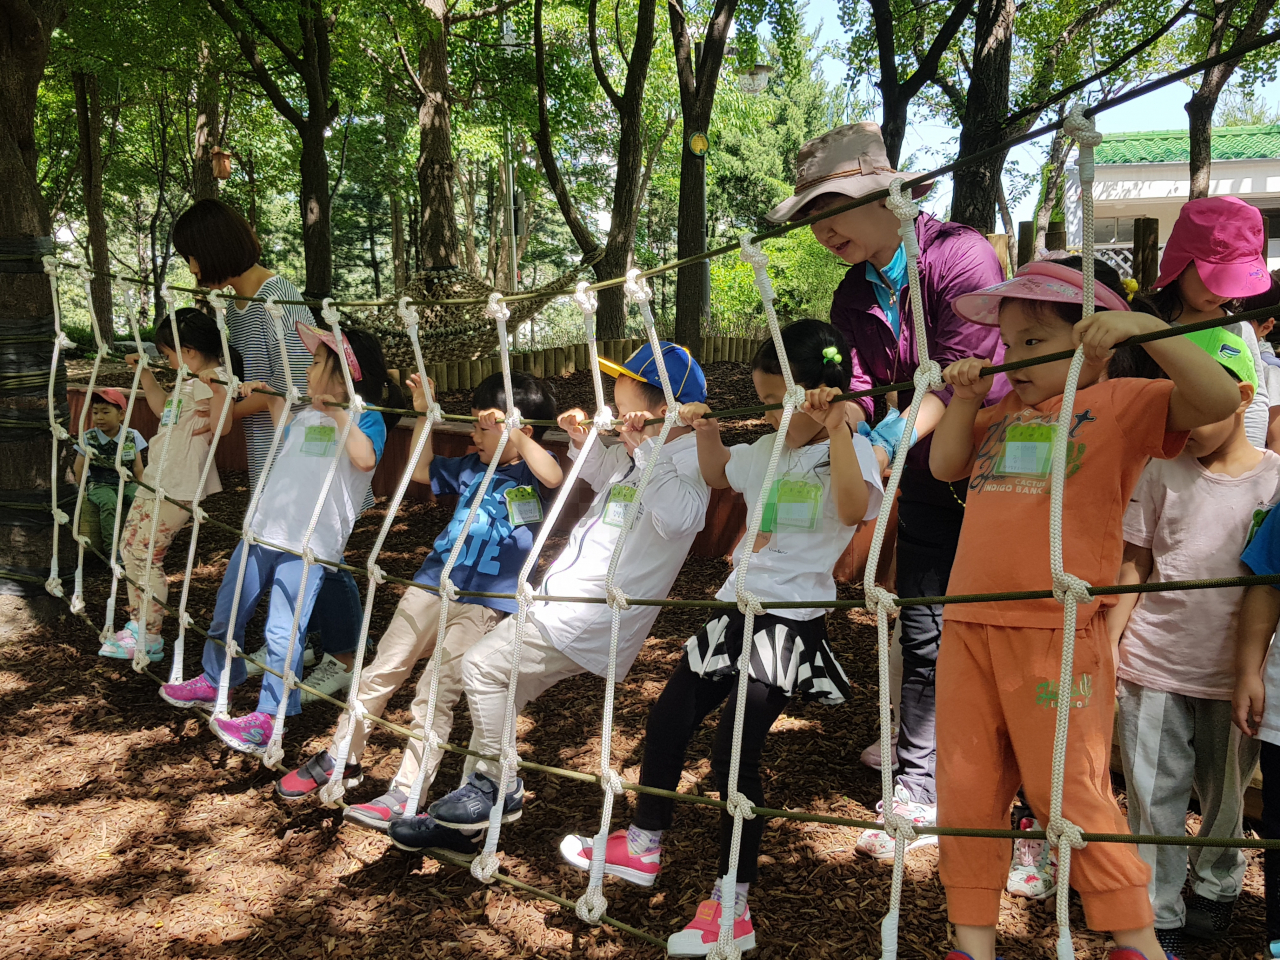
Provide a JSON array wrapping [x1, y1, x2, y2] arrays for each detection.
[[765, 122, 934, 224]]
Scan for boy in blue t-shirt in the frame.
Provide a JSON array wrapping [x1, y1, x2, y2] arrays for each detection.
[[73, 388, 148, 550], [274, 370, 562, 833]]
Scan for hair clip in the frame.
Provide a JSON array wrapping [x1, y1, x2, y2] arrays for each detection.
[[822, 345, 842, 365], [1121, 277, 1139, 302]]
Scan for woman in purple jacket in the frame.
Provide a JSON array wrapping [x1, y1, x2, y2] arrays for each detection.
[[767, 122, 1007, 857]]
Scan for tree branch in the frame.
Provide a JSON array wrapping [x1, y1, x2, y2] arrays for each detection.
[[204, 0, 305, 129], [533, 0, 601, 256], [384, 13, 429, 100], [329, 111, 353, 202], [901, 0, 976, 98], [614, 0, 630, 67], [868, 0, 900, 96], [589, 0, 624, 110], [932, 72, 968, 116], [229, 0, 305, 74], [448, 0, 528, 24]]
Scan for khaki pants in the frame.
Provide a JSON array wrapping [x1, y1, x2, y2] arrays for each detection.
[[331, 587, 504, 801], [460, 615, 584, 781], [120, 494, 191, 637]]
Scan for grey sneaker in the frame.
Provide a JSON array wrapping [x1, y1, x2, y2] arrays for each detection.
[[300, 653, 353, 704], [243, 643, 316, 678]]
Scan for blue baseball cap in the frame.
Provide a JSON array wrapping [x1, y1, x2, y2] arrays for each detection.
[[597, 341, 707, 405]]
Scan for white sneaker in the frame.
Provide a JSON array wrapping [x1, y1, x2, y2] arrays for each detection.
[[860, 726, 900, 772], [300, 653, 353, 704], [854, 782, 938, 860], [243, 643, 316, 677], [1006, 817, 1057, 899]]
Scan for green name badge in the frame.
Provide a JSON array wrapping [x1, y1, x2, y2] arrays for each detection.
[[301, 424, 337, 457], [505, 485, 544, 526], [764, 476, 823, 531], [997, 422, 1056, 477], [602, 483, 637, 528], [121, 438, 137, 462], [160, 397, 183, 427]]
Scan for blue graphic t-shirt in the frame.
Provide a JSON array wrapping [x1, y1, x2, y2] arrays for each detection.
[[413, 454, 553, 613]]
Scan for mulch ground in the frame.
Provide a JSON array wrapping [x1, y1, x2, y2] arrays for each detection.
[[10, 360, 1271, 959]]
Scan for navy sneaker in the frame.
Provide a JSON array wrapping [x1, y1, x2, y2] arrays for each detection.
[[427, 771, 524, 830], [1184, 894, 1233, 940], [388, 815, 483, 860], [343, 789, 409, 833]]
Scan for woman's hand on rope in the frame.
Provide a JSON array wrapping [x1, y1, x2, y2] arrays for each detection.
[[801, 386, 851, 434], [406, 373, 436, 414], [558, 408, 590, 448], [942, 357, 996, 403]]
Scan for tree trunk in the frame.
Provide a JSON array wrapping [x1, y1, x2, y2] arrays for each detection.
[[0, 0, 72, 622], [390, 190, 405, 290], [949, 0, 1015, 232], [298, 120, 333, 299], [368, 208, 382, 299], [72, 71, 112, 344], [192, 42, 221, 201], [1187, 90, 1216, 200], [416, 0, 458, 270], [1034, 121, 1073, 254]]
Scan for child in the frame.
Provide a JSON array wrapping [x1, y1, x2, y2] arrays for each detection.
[[273, 370, 563, 832], [559, 320, 884, 957], [385, 342, 711, 858], [1140, 196, 1272, 447], [928, 258, 1241, 960], [1110, 327, 1277, 955], [1241, 273, 1280, 452], [73, 388, 147, 551], [157, 324, 401, 755], [100, 310, 243, 661], [1232, 503, 1280, 959]]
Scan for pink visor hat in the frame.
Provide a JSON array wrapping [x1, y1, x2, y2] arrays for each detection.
[[1155, 196, 1270, 298], [951, 261, 1131, 326], [297, 322, 362, 381]]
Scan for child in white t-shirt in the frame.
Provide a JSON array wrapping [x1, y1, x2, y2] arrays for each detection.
[[561, 320, 883, 958], [102, 309, 241, 663], [1111, 327, 1280, 955], [158, 323, 401, 756]]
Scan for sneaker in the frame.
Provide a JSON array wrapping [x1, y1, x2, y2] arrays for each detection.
[[1184, 893, 1234, 940], [666, 899, 755, 957], [427, 771, 524, 829], [212, 711, 275, 756], [344, 790, 409, 833], [387, 815, 483, 859], [1110, 948, 1179, 960], [854, 782, 938, 860], [559, 829, 662, 886], [159, 674, 217, 709], [1154, 928, 1184, 957], [244, 643, 316, 678], [275, 751, 363, 800], [860, 727, 900, 772], [100, 630, 163, 662], [1006, 817, 1057, 899], [300, 653, 353, 704], [944, 954, 977, 960]]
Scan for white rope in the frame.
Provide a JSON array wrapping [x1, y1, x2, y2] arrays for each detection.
[[67, 266, 110, 616], [861, 180, 944, 960], [320, 296, 437, 806], [43, 256, 71, 600], [575, 270, 681, 924], [1044, 104, 1103, 960]]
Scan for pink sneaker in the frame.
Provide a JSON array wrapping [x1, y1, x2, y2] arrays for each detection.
[[212, 711, 275, 755], [559, 829, 661, 887], [159, 675, 217, 709], [667, 899, 756, 957]]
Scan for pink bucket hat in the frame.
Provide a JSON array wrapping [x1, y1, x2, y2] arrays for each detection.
[[297, 322, 363, 381], [1155, 196, 1270, 298], [951, 261, 1131, 326]]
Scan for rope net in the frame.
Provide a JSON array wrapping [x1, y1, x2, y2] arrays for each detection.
[[15, 92, 1280, 958]]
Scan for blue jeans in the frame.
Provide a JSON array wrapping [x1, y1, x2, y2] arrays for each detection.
[[202, 542, 326, 716], [307, 566, 361, 656]]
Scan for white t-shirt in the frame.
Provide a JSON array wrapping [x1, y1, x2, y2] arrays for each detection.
[[249, 407, 383, 564], [1119, 449, 1280, 700], [530, 433, 710, 678], [1259, 339, 1280, 415], [1226, 320, 1270, 448], [715, 432, 884, 621], [138, 366, 228, 501]]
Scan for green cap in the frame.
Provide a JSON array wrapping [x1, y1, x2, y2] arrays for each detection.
[[1182, 326, 1258, 388]]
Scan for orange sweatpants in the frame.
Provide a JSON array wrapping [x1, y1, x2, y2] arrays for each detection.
[[936, 612, 1152, 932]]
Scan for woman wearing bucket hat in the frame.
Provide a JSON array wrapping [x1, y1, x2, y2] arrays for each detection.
[[172, 198, 363, 702], [1139, 196, 1273, 448], [766, 121, 1009, 858]]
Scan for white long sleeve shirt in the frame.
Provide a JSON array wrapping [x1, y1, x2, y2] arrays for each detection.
[[529, 432, 709, 677]]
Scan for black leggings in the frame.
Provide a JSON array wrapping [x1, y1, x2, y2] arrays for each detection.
[[634, 657, 789, 882], [1262, 740, 1280, 942]]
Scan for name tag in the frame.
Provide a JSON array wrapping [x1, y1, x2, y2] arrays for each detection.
[[602, 483, 637, 528], [161, 397, 183, 426], [505, 485, 543, 526], [998, 423, 1055, 477], [121, 439, 137, 462], [762, 475, 823, 532], [301, 424, 337, 457]]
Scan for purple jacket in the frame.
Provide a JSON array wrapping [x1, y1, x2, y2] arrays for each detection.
[[830, 213, 1009, 496]]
